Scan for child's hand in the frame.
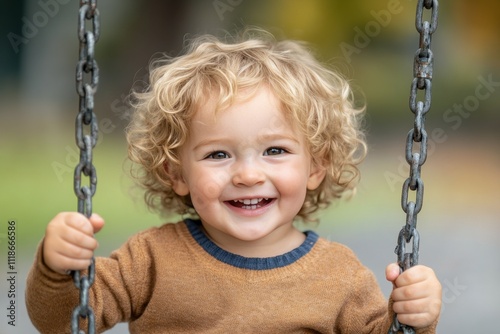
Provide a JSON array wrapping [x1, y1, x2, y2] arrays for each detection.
[[43, 212, 105, 275], [386, 263, 442, 329]]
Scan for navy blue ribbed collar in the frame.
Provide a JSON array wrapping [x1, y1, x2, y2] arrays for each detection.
[[184, 219, 318, 270]]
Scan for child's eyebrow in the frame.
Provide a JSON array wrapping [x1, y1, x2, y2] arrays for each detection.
[[193, 133, 300, 151], [192, 138, 229, 151], [257, 133, 300, 144]]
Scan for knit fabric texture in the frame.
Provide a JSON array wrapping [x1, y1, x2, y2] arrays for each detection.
[[25, 219, 437, 333]]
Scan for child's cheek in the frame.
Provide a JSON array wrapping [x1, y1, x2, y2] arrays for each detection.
[[190, 169, 229, 209], [272, 168, 309, 207]]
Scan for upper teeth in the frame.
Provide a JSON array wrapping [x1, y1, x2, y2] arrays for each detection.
[[236, 198, 268, 205]]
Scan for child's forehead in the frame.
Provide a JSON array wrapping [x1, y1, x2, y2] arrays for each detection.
[[194, 85, 285, 118], [190, 85, 302, 130]]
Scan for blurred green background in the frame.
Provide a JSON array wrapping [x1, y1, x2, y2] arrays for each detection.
[[1, 0, 499, 333]]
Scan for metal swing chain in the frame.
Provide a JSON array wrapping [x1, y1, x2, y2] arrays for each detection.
[[388, 0, 438, 333], [72, 0, 100, 333]]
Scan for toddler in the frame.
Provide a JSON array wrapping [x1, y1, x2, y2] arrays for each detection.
[[26, 29, 441, 333]]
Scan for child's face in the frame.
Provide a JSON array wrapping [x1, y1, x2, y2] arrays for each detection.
[[173, 86, 325, 254]]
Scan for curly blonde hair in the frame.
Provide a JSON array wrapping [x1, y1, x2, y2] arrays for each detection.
[[126, 29, 367, 223]]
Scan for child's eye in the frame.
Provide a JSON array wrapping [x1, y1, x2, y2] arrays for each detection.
[[205, 151, 230, 160], [263, 147, 287, 156]]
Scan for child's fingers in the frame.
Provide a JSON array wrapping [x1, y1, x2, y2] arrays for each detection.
[[58, 237, 96, 260], [392, 265, 427, 287], [395, 311, 433, 329], [391, 281, 429, 302], [51, 214, 97, 251], [392, 297, 429, 315], [65, 212, 96, 236], [392, 294, 441, 328], [62, 212, 104, 250], [43, 237, 94, 275], [53, 253, 94, 273], [59, 212, 105, 236], [60, 229, 98, 251]]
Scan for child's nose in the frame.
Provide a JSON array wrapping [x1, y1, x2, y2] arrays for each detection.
[[231, 159, 265, 187]]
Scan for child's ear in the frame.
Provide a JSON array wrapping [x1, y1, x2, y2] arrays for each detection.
[[165, 162, 190, 196], [307, 163, 326, 190]]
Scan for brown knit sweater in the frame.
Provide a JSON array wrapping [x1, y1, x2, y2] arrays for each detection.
[[26, 219, 437, 333]]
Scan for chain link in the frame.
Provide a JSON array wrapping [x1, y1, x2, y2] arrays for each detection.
[[388, 0, 438, 333], [72, 0, 99, 333]]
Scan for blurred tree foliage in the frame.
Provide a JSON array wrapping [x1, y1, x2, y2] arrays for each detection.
[[88, 0, 499, 133], [2, 0, 498, 130]]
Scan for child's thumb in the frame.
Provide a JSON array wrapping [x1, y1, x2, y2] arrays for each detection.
[[385, 263, 401, 285], [89, 213, 105, 234]]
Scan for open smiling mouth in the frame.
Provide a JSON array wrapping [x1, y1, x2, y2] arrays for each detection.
[[226, 198, 274, 210]]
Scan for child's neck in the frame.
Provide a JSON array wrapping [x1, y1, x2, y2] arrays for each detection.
[[200, 223, 306, 258]]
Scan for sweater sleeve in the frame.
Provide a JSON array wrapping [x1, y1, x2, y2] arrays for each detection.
[[336, 263, 393, 334], [25, 240, 79, 333], [25, 233, 153, 333]]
